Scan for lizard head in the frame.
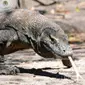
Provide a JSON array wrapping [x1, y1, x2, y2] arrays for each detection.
[[37, 26, 73, 59]]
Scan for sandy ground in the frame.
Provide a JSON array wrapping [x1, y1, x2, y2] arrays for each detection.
[[0, 48, 84, 85]]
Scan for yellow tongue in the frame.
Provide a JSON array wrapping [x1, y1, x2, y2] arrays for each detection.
[[68, 56, 83, 81]]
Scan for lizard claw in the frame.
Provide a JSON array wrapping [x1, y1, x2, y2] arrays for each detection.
[[0, 65, 20, 75]]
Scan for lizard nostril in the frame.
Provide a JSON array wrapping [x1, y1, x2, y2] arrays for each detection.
[[63, 50, 66, 52]]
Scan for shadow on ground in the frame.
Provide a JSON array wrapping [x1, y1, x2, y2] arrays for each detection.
[[18, 67, 71, 80]]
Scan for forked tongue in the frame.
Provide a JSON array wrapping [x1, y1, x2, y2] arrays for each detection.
[[68, 56, 84, 81]]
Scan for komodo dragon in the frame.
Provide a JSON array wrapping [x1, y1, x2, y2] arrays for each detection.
[[0, 9, 73, 75]]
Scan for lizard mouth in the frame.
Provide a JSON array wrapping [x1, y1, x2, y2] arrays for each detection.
[[43, 42, 73, 59], [52, 48, 73, 59]]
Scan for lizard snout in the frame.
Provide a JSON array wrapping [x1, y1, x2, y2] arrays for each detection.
[[62, 47, 73, 56], [63, 50, 73, 56]]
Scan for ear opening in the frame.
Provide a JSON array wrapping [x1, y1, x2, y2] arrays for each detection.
[[3, 0, 8, 6]]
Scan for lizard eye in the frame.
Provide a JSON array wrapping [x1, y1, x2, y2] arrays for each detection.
[[50, 36, 55, 42], [50, 35, 59, 43]]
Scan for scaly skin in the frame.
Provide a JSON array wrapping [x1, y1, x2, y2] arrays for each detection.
[[0, 9, 73, 75]]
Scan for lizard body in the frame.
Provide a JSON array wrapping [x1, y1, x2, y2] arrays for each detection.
[[0, 9, 73, 74]]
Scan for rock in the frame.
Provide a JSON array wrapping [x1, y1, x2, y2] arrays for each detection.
[[56, 3, 66, 13], [78, 1, 85, 10]]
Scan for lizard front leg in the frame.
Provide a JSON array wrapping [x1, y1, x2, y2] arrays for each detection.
[[0, 54, 20, 75], [0, 29, 20, 75]]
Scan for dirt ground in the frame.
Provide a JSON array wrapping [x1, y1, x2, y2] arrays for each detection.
[[0, 47, 84, 85]]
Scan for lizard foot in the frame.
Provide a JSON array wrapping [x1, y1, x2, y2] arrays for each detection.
[[0, 65, 20, 75]]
